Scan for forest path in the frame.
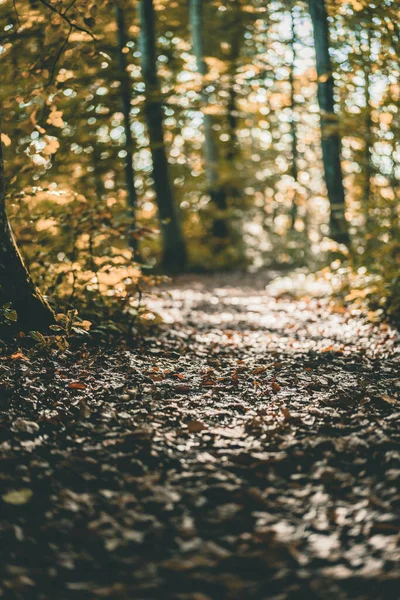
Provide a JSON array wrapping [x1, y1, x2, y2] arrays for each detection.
[[1, 272, 400, 599]]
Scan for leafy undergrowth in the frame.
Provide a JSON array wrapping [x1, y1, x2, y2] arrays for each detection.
[[0, 271, 399, 599]]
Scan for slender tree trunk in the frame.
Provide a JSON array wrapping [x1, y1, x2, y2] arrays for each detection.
[[289, 2, 299, 228], [0, 132, 54, 332], [92, 147, 104, 203], [225, 1, 243, 208], [226, 73, 238, 165], [363, 26, 373, 230], [138, 0, 187, 270], [115, 3, 138, 254], [226, 3, 242, 165], [391, 137, 399, 221], [308, 0, 349, 245], [189, 0, 228, 239]]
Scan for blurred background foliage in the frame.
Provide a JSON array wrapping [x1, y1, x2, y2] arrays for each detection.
[[0, 0, 399, 327]]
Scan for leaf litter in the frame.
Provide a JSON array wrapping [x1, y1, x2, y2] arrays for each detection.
[[0, 272, 399, 599]]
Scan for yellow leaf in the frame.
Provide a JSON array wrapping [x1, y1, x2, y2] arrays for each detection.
[[351, 0, 364, 11], [345, 289, 368, 301], [47, 109, 65, 128], [2, 489, 33, 505], [42, 136, 60, 155], [1, 133, 11, 147], [318, 72, 331, 83]]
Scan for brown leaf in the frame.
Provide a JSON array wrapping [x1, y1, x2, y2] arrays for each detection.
[[68, 382, 86, 390], [187, 420, 206, 433], [10, 351, 29, 361], [375, 394, 399, 407], [175, 385, 191, 393]]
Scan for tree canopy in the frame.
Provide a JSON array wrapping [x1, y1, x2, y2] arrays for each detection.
[[0, 0, 399, 327]]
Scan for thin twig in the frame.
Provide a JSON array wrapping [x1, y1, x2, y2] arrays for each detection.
[[47, 23, 73, 86], [12, 0, 20, 29], [62, 0, 78, 15], [38, 0, 97, 41]]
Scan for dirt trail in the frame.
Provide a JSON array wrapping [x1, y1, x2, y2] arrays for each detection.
[[1, 272, 399, 599]]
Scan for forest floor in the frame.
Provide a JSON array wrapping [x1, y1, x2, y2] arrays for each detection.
[[0, 271, 399, 600]]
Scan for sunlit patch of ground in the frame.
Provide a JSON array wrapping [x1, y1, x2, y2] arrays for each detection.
[[150, 270, 398, 355], [0, 271, 399, 599]]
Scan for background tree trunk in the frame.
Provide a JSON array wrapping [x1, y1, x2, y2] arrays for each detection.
[[289, 2, 299, 228], [363, 25, 373, 230], [0, 132, 54, 332], [189, 0, 228, 239], [225, 0, 243, 207], [115, 3, 138, 255], [139, 0, 187, 270], [225, 1, 242, 166], [308, 0, 349, 246]]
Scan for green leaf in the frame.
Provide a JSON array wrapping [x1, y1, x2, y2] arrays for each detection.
[[3, 308, 18, 322], [29, 331, 46, 343]]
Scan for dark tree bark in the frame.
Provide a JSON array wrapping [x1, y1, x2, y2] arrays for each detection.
[[225, 2, 242, 166], [0, 132, 54, 332], [189, 0, 228, 239], [289, 2, 299, 228], [138, 0, 187, 270], [225, 0, 244, 211], [308, 0, 349, 245], [390, 137, 399, 217], [363, 26, 373, 219], [115, 3, 138, 254]]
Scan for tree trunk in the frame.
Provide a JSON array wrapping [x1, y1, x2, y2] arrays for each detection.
[[226, 2, 242, 165], [0, 132, 54, 332], [225, 0, 243, 208], [115, 3, 138, 255], [390, 136, 399, 220], [308, 0, 349, 245], [138, 0, 187, 270], [289, 2, 299, 228], [189, 0, 228, 239], [363, 26, 373, 228]]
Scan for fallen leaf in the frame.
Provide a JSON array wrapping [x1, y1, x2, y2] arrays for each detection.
[[68, 382, 86, 390], [187, 420, 207, 433], [375, 394, 399, 407], [175, 385, 191, 393], [211, 426, 244, 439], [2, 489, 33, 505], [12, 418, 40, 434], [10, 351, 29, 361]]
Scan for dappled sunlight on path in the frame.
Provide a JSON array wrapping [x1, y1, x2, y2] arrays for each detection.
[[150, 271, 398, 356]]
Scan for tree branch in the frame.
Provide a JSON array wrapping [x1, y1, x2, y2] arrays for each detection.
[[38, 0, 97, 41], [12, 0, 21, 29], [47, 23, 73, 86]]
